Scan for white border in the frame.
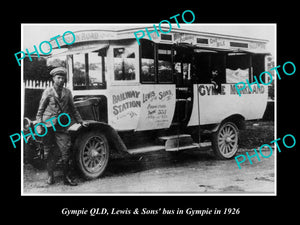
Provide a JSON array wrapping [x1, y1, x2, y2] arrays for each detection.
[[21, 23, 277, 196]]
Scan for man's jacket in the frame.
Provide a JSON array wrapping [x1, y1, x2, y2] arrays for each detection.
[[36, 87, 83, 128]]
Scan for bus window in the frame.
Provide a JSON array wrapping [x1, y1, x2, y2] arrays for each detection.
[[141, 40, 155, 83], [73, 54, 87, 89], [88, 52, 106, 89], [182, 63, 191, 85], [113, 47, 136, 81], [252, 54, 266, 82], [174, 62, 182, 85], [226, 53, 250, 83], [192, 54, 211, 83], [73, 52, 106, 90], [210, 53, 226, 85], [158, 44, 173, 83]]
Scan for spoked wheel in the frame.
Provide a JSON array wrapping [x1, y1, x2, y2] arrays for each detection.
[[212, 121, 239, 159], [75, 131, 109, 180]]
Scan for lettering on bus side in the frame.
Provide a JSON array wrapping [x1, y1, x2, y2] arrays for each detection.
[[112, 91, 141, 116], [198, 84, 265, 96], [230, 84, 264, 95], [198, 85, 225, 96]]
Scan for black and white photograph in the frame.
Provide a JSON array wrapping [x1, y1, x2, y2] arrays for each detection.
[[19, 23, 276, 195], [4, 2, 299, 221]]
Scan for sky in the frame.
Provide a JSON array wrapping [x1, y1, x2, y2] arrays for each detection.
[[22, 24, 276, 56]]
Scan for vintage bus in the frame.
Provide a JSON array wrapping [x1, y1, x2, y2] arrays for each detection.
[[25, 27, 270, 179]]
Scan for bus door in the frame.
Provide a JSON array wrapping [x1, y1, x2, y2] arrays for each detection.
[[172, 45, 194, 125]]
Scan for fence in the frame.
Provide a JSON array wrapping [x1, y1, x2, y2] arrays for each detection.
[[24, 79, 67, 89], [24, 79, 54, 89]]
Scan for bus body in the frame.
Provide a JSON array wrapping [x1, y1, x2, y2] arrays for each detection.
[[43, 27, 269, 179]]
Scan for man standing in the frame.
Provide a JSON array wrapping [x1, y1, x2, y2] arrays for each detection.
[[36, 67, 87, 186]]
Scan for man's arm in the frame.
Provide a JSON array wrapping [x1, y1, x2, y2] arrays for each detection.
[[68, 91, 83, 124], [36, 89, 50, 123]]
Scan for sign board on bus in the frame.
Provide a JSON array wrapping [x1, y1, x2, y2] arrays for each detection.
[[173, 33, 267, 51], [49, 31, 117, 49]]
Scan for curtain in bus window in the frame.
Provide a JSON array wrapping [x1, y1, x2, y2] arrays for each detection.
[[226, 54, 250, 83], [73, 54, 86, 90], [88, 52, 105, 89], [141, 41, 155, 83], [158, 45, 172, 83], [114, 47, 136, 81]]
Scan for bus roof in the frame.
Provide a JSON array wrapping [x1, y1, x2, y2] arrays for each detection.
[[50, 27, 269, 54], [119, 26, 269, 43]]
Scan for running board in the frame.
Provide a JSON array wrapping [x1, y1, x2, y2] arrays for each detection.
[[159, 134, 194, 151], [166, 142, 212, 151], [199, 141, 212, 148], [126, 133, 212, 154], [127, 145, 165, 155], [166, 143, 199, 151], [127, 142, 212, 154], [158, 134, 191, 141]]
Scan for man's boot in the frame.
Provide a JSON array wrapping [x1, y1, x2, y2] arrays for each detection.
[[46, 159, 55, 185], [47, 171, 55, 185], [63, 163, 77, 186]]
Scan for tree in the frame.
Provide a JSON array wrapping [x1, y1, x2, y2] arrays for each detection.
[[23, 56, 50, 81]]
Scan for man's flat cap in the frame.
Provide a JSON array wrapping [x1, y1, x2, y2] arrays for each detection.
[[50, 67, 67, 77]]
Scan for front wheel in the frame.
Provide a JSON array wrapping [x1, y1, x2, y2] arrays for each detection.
[[212, 121, 239, 159], [75, 131, 109, 180]]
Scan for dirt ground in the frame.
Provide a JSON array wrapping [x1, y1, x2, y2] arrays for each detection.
[[22, 120, 275, 195]]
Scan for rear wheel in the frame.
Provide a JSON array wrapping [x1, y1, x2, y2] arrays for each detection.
[[212, 121, 239, 159], [75, 130, 109, 180]]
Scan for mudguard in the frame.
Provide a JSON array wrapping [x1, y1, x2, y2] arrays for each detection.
[[68, 121, 127, 153], [210, 114, 246, 133]]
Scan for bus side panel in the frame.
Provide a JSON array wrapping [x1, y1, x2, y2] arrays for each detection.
[[107, 84, 176, 131], [187, 84, 268, 126], [108, 85, 142, 130], [135, 85, 176, 131]]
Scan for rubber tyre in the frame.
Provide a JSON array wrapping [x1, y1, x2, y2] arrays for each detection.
[[75, 131, 109, 180], [212, 121, 239, 159]]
